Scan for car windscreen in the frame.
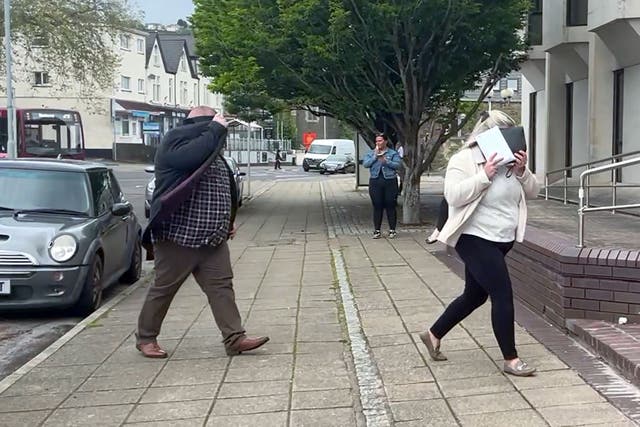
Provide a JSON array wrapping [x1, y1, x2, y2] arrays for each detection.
[[308, 144, 332, 155], [0, 168, 91, 214]]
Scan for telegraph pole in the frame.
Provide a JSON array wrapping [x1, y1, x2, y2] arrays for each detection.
[[4, 0, 16, 158]]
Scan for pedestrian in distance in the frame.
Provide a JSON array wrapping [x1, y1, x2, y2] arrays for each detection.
[[396, 142, 405, 195], [419, 110, 540, 377], [136, 106, 269, 359], [275, 149, 282, 170], [363, 133, 402, 239]]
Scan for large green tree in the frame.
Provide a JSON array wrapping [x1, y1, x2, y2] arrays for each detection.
[[1, 0, 140, 100], [192, 0, 529, 223]]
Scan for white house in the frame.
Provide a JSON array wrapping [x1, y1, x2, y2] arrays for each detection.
[[521, 0, 640, 184], [1, 27, 224, 159]]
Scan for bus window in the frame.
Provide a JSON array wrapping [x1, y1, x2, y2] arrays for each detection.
[[23, 111, 84, 157], [0, 117, 7, 156]]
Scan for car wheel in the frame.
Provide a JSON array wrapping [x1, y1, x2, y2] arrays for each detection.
[[303, 164, 310, 172], [75, 255, 104, 316], [319, 170, 325, 175], [121, 238, 142, 284]]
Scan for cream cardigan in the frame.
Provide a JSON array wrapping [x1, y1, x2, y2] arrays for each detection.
[[437, 144, 540, 247]]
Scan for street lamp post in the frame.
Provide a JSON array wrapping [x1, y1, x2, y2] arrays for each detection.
[[4, 0, 16, 158]]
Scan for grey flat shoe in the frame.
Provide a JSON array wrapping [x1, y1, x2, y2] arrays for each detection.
[[419, 331, 447, 361], [504, 360, 536, 377]]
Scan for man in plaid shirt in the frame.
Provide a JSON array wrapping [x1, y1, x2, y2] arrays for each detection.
[[136, 106, 269, 358]]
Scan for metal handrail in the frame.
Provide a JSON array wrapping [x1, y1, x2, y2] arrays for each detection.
[[547, 149, 640, 177], [577, 156, 640, 248], [545, 149, 640, 205]]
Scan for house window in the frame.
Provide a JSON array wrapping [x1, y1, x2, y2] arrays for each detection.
[[507, 78, 519, 92], [120, 34, 131, 50], [181, 57, 187, 72], [153, 45, 160, 66], [131, 121, 137, 136], [136, 39, 144, 54], [138, 79, 144, 93], [567, 0, 588, 26], [152, 77, 161, 102], [32, 34, 48, 47], [122, 119, 130, 136], [180, 81, 188, 104], [121, 76, 131, 91], [34, 71, 50, 86], [168, 78, 173, 103], [305, 109, 319, 123], [193, 83, 198, 104]]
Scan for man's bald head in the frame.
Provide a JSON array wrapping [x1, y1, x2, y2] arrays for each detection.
[[188, 106, 217, 119]]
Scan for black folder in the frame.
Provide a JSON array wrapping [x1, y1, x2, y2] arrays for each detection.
[[499, 126, 527, 154]]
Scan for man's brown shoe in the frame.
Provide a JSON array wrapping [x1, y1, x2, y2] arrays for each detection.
[[226, 336, 269, 356], [136, 342, 168, 359]]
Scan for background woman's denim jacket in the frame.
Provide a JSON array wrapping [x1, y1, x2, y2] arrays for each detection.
[[363, 148, 402, 179]]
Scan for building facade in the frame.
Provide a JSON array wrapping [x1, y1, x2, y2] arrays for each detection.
[[521, 0, 640, 183], [1, 28, 224, 160]]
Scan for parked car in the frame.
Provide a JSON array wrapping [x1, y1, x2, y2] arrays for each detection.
[[144, 156, 246, 219], [0, 159, 142, 314], [319, 154, 357, 174]]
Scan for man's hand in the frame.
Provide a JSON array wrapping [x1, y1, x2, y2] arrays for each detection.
[[228, 226, 237, 240], [213, 113, 228, 128], [514, 150, 528, 177]]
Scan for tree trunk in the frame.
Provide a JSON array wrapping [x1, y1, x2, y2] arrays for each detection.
[[401, 165, 422, 225]]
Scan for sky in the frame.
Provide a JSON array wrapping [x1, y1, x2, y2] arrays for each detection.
[[132, 0, 195, 25]]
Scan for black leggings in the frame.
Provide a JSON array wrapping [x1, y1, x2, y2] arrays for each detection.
[[369, 176, 398, 230], [430, 234, 517, 360], [436, 198, 448, 231]]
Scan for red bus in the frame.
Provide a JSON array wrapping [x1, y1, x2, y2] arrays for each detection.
[[0, 108, 85, 160]]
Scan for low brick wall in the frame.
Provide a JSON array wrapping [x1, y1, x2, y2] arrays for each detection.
[[507, 226, 640, 329]]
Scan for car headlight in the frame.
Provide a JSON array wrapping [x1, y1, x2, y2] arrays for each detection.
[[147, 179, 156, 194], [48, 235, 78, 263], [336, 163, 344, 168]]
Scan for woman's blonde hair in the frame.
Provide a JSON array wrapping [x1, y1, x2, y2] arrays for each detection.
[[467, 110, 517, 144]]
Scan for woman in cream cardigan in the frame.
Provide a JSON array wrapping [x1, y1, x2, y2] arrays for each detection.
[[419, 110, 540, 377]]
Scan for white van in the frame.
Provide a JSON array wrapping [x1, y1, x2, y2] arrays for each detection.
[[302, 139, 355, 171]]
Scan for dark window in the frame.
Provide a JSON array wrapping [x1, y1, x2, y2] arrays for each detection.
[[108, 171, 124, 203], [613, 69, 624, 182], [529, 92, 537, 173], [0, 117, 7, 154], [89, 171, 114, 216], [528, 0, 543, 45], [565, 82, 573, 177], [567, 0, 588, 26]]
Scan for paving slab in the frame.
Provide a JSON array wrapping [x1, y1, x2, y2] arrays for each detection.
[[0, 178, 637, 427]]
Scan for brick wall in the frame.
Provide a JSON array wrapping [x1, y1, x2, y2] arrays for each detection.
[[507, 226, 640, 329]]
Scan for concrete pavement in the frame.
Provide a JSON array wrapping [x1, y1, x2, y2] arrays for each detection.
[[0, 177, 637, 426]]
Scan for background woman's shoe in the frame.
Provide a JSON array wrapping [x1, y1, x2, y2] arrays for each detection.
[[388, 230, 397, 239], [372, 230, 382, 239], [426, 230, 440, 244], [419, 331, 447, 361], [504, 360, 536, 377]]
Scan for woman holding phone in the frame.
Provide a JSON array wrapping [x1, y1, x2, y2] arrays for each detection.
[[363, 133, 402, 239], [419, 110, 540, 377]]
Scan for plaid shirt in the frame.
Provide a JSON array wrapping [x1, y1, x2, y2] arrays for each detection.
[[152, 157, 232, 248]]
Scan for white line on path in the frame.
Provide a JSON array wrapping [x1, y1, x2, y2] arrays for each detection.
[[321, 182, 392, 427]]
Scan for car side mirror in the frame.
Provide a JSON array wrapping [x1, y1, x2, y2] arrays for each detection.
[[112, 202, 132, 216], [144, 166, 155, 173]]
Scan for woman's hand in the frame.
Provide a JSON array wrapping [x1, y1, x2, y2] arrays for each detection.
[[483, 153, 503, 180], [514, 150, 528, 177]]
